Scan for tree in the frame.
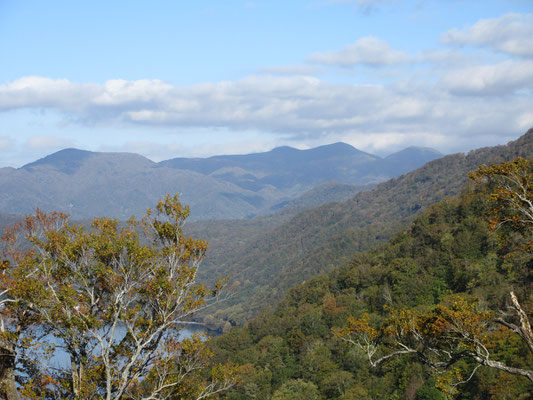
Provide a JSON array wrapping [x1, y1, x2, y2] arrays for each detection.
[[335, 158, 533, 392], [0, 194, 237, 400], [469, 157, 533, 251], [0, 220, 29, 400], [271, 379, 320, 400], [334, 296, 532, 387]]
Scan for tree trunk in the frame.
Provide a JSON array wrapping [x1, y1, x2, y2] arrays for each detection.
[[0, 345, 20, 400], [71, 358, 81, 397], [510, 292, 533, 356]]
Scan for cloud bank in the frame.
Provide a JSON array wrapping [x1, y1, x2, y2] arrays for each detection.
[[441, 13, 533, 58], [1, 69, 531, 155]]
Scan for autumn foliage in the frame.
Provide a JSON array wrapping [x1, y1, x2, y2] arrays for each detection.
[[334, 158, 533, 394], [0, 194, 237, 400]]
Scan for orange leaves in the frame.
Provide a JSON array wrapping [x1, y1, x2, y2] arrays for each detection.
[[322, 292, 345, 315], [333, 313, 378, 345], [349, 313, 378, 341], [385, 297, 492, 343], [336, 295, 497, 372], [156, 193, 190, 222], [470, 157, 533, 246], [382, 306, 415, 338], [0, 193, 233, 399], [469, 157, 532, 183]]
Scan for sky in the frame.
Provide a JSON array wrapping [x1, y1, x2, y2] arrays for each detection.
[[1, 0, 533, 167]]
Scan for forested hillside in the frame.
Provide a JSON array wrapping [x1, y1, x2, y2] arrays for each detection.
[[210, 171, 533, 399], [197, 129, 533, 326]]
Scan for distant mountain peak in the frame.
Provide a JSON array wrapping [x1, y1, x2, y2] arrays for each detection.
[[302, 142, 377, 159], [256, 142, 363, 156], [401, 146, 441, 152], [313, 142, 358, 151], [323, 142, 357, 149], [269, 145, 299, 153], [21, 148, 155, 175], [22, 148, 94, 174], [26, 148, 93, 163]]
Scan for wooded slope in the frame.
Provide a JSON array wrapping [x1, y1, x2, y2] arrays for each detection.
[[211, 176, 533, 399], [199, 129, 533, 325]]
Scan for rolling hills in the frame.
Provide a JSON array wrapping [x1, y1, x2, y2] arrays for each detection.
[[0, 143, 440, 221]]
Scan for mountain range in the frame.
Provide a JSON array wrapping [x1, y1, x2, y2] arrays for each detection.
[[2, 130, 532, 398], [3, 130, 533, 330], [0, 143, 441, 220], [187, 128, 533, 325]]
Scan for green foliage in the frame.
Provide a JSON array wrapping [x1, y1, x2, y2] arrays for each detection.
[[0, 195, 237, 400], [271, 379, 320, 400], [210, 174, 533, 398], [196, 129, 533, 330], [416, 379, 446, 400]]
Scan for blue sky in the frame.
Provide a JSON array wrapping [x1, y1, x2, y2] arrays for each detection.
[[1, 0, 533, 167]]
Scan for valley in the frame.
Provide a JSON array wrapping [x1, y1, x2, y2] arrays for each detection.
[[1, 130, 533, 398]]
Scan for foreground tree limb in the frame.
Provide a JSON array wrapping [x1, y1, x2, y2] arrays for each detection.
[[336, 158, 533, 391], [0, 194, 238, 399], [334, 294, 533, 385]]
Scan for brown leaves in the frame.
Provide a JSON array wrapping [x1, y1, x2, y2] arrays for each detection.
[[333, 313, 378, 349], [0, 193, 235, 399], [470, 157, 533, 245]]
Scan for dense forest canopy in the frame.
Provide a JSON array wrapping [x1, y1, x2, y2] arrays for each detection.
[[209, 158, 533, 399], [195, 129, 533, 329]]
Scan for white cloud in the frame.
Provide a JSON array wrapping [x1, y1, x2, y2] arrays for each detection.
[[440, 60, 533, 96], [259, 65, 322, 76], [0, 77, 173, 119], [0, 76, 100, 111], [415, 49, 476, 67], [517, 112, 533, 132], [93, 79, 173, 106], [307, 36, 409, 67], [0, 74, 532, 156], [441, 13, 533, 58]]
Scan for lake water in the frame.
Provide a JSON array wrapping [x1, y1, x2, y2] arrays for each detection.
[[44, 324, 208, 369]]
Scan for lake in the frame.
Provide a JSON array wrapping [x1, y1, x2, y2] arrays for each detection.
[[43, 324, 208, 369]]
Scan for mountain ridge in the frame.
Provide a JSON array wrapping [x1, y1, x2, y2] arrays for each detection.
[[195, 128, 533, 324], [0, 142, 442, 221], [17, 142, 425, 171]]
